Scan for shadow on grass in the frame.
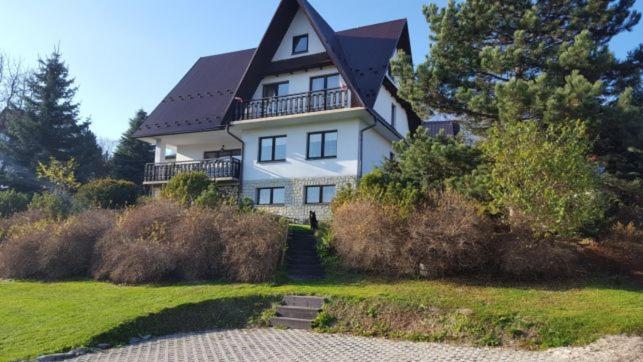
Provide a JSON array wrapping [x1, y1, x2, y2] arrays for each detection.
[[87, 295, 281, 347]]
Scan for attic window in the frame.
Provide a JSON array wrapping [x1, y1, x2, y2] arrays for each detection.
[[292, 34, 309, 55]]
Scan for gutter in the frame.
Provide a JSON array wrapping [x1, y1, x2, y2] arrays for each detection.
[[225, 124, 245, 200], [357, 115, 377, 180]]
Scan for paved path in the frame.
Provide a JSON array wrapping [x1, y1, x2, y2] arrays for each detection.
[[72, 329, 642, 362]]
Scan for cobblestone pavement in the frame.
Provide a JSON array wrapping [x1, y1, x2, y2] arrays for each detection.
[[71, 329, 642, 362]]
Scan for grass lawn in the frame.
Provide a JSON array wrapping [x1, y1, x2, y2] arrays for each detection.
[[0, 276, 641, 361]]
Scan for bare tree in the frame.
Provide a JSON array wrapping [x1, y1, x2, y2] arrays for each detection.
[[0, 52, 27, 110]]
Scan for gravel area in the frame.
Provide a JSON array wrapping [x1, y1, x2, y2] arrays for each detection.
[[70, 329, 643, 362]]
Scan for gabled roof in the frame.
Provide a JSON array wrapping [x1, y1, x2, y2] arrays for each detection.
[[134, 0, 416, 138]]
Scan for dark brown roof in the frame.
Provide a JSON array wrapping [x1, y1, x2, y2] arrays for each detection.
[[134, 0, 418, 138], [423, 120, 460, 137]]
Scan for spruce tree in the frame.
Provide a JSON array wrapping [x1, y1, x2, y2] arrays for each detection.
[[111, 109, 154, 184], [392, 0, 642, 179], [0, 50, 105, 189]]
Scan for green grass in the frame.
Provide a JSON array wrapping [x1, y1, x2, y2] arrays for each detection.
[[0, 276, 641, 361]]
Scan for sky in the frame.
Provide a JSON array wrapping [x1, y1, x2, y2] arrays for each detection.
[[1, 0, 641, 144]]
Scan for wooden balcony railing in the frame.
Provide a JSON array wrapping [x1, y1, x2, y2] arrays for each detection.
[[233, 87, 351, 121], [143, 158, 241, 184]]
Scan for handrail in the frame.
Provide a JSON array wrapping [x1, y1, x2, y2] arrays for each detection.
[[143, 158, 241, 184], [234, 87, 351, 121]]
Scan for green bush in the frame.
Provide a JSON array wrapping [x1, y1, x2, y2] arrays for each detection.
[[194, 184, 221, 208], [76, 178, 139, 209], [483, 120, 604, 236], [161, 172, 212, 205], [28, 191, 76, 220], [0, 190, 30, 217]]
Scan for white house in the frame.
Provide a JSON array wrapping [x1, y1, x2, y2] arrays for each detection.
[[134, 0, 421, 220]]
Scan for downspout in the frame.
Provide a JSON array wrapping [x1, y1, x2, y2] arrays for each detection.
[[226, 124, 245, 200], [357, 115, 377, 180]]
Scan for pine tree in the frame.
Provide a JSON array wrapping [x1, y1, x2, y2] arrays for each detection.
[[392, 0, 642, 179], [0, 50, 105, 189], [111, 109, 154, 184]]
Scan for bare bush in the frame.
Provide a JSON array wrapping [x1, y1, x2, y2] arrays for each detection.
[[0, 227, 48, 279], [582, 222, 643, 275], [407, 190, 495, 277], [332, 200, 409, 275], [219, 209, 287, 282]]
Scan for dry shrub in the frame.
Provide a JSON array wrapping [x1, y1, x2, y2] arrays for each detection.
[[92, 199, 287, 284], [39, 209, 115, 279], [408, 190, 495, 277], [0, 209, 47, 242], [219, 209, 287, 282], [92, 198, 184, 284], [331, 200, 408, 275], [0, 209, 114, 279], [583, 222, 643, 275], [498, 222, 579, 279]]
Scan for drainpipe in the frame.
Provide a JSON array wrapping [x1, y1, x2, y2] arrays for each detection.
[[357, 115, 377, 180], [225, 124, 245, 200]]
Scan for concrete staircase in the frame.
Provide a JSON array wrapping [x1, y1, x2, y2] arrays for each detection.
[[286, 229, 324, 279], [270, 295, 324, 329]]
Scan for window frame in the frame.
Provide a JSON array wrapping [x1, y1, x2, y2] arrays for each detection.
[[292, 34, 309, 55], [391, 103, 397, 128], [258, 135, 287, 163], [306, 130, 337, 160], [309, 73, 341, 92], [262, 81, 289, 98], [203, 149, 241, 159], [256, 187, 285, 206], [304, 185, 336, 205]]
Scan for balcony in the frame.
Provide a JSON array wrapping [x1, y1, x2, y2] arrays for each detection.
[[143, 158, 241, 185], [233, 87, 351, 121]]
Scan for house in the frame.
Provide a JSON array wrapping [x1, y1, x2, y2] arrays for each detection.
[[133, 0, 421, 221], [423, 120, 460, 138]]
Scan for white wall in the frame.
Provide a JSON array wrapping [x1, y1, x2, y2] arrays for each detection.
[[242, 118, 360, 180], [373, 85, 410, 136], [272, 9, 325, 61], [362, 128, 392, 175], [252, 66, 345, 99]]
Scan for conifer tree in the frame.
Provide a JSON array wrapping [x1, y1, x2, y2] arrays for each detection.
[[111, 109, 154, 184]]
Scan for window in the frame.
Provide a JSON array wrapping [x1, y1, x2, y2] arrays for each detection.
[[262, 82, 289, 98], [310, 74, 340, 92], [305, 185, 336, 204], [307, 130, 337, 159], [203, 149, 241, 159], [257, 187, 285, 205], [391, 103, 397, 128], [259, 135, 286, 162], [292, 34, 309, 54]]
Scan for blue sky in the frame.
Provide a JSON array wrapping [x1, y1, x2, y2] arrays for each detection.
[[1, 0, 641, 143]]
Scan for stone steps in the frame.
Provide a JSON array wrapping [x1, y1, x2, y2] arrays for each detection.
[[270, 295, 325, 330], [286, 229, 324, 280]]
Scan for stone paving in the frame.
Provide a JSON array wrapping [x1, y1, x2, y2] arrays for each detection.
[[71, 329, 643, 362]]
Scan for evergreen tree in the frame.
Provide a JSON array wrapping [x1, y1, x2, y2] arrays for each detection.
[[111, 109, 153, 184], [0, 50, 105, 189], [392, 0, 642, 179]]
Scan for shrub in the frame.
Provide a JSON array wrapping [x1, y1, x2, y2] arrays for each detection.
[[332, 200, 409, 275], [28, 191, 76, 219], [498, 225, 579, 279], [193, 184, 222, 209], [483, 120, 604, 236], [0, 190, 30, 217], [407, 190, 496, 277], [92, 198, 184, 283], [160, 171, 212, 205], [219, 210, 287, 282], [0, 209, 114, 279], [584, 222, 643, 275], [0, 209, 46, 242], [76, 178, 139, 209]]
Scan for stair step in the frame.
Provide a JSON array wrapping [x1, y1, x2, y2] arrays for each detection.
[[283, 295, 325, 309], [277, 306, 320, 319], [270, 317, 312, 330]]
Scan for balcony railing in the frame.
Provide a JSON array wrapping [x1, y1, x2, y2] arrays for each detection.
[[143, 158, 241, 184], [233, 87, 351, 121]]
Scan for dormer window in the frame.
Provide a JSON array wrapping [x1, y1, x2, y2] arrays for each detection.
[[292, 34, 309, 55]]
